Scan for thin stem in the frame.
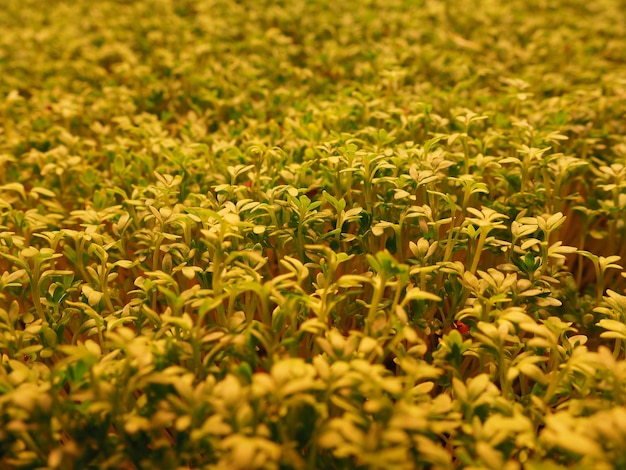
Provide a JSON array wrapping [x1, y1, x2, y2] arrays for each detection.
[[469, 230, 488, 274], [30, 261, 46, 322], [366, 276, 385, 336]]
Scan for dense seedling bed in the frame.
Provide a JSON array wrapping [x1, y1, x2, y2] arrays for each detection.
[[2, 0, 626, 468]]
